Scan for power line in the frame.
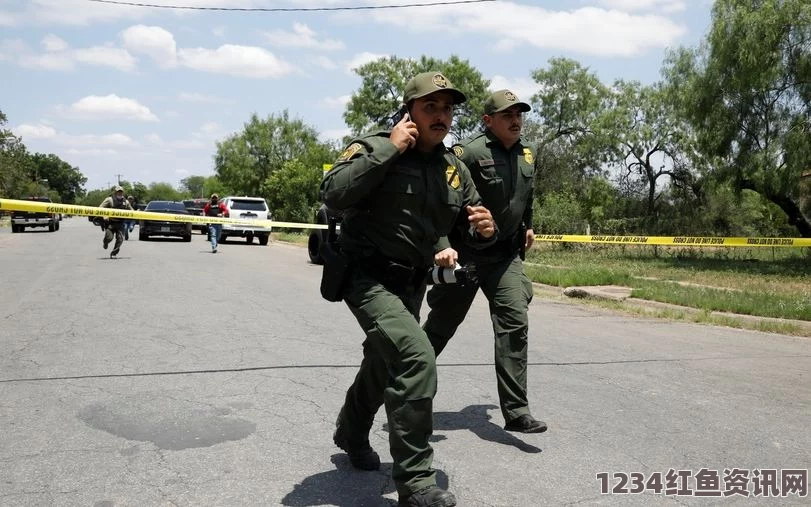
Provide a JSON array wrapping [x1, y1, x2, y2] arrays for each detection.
[[88, 0, 495, 12]]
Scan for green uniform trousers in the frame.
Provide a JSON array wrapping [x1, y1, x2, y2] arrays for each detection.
[[424, 254, 533, 423], [338, 269, 437, 497], [104, 223, 125, 256]]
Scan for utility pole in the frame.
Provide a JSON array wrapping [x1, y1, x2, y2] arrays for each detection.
[[114, 174, 123, 185]]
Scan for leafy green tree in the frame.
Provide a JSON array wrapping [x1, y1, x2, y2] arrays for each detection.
[[534, 191, 585, 234], [601, 80, 699, 220], [344, 55, 490, 141], [214, 111, 327, 197], [669, 0, 811, 236], [263, 160, 323, 223], [527, 58, 611, 199], [28, 153, 87, 203], [180, 175, 206, 198], [0, 110, 33, 199], [146, 182, 182, 201]]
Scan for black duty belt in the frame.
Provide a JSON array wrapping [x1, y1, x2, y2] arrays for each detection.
[[356, 254, 427, 293]]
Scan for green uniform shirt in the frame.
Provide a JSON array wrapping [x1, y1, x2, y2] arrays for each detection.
[[321, 130, 493, 268], [453, 130, 535, 239]]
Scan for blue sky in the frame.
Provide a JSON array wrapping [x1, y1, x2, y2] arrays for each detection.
[[1, 0, 713, 192]]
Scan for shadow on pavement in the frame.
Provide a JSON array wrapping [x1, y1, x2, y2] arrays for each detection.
[[432, 404, 542, 453], [281, 455, 450, 506]]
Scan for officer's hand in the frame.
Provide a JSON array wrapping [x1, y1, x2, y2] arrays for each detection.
[[466, 205, 496, 239], [525, 228, 535, 250], [390, 113, 418, 153], [434, 248, 458, 268]]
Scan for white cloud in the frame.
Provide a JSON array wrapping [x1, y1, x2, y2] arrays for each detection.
[[199, 121, 221, 136], [121, 25, 177, 68], [365, 2, 685, 57], [596, 0, 686, 13], [323, 95, 351, 109], [212, 26, 226, 38], [144, 132, 204, 149], [0, 11, 18, 26], [41, 34, 67, 52], [3, 37, 136, 71], [311, 55, 338, 70], [178, 44, 294, 78], [262, 23, 345, 51], [345, 52, 387, 74], [62, 94, 159, 122], [487, 76, 539, 103], [14, 123, 57, 139], [73, 46, 137, 72], [177, 92, 232, 104]]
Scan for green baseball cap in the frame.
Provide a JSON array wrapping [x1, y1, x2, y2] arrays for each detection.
[[484, 89, 531, 115], [402, 71, 466, 105]]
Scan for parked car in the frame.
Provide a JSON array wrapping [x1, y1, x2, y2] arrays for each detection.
[[11, 196, 60, 233], [219, 196, 272, 245], [139, 200, 192, 241], [307, 204, 343, 264], [182, 198, 209, 235]]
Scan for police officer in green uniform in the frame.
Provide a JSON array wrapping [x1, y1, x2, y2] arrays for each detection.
[[99, 185, 133, 258], [423, 89, 548, 434], [321, 72, 497, 507]]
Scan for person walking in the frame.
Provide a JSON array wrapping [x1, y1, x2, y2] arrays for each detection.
[[321, 72, 497, 507], [423, 89, 547, 434], [202, 193, 226, 253]]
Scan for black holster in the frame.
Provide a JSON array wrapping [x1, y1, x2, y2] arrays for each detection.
[[359, 256, 425, 294], [319, 217, 352, 302]]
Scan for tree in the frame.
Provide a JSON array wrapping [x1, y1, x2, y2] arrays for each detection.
[[28, 153, 87, 203], [601, 80, 699, 221], [214, 111, 328, 197], [263, 160, 323, 223], [673, 0, 811, 236], [146, 182, 182, 201], [527, 58, 612, 198], [0, 110, 32, 199], [179, 175, 206, 198], [344, 55, 490, 141]]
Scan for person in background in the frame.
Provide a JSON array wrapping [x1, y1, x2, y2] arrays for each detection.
[[98, 185, 133, 258], [203, 193, 226, 253], [423, 89, 547, 434]]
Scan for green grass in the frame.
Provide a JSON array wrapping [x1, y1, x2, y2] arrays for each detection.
[[273, 231, 308, 245], [524, 243, 811, 322]]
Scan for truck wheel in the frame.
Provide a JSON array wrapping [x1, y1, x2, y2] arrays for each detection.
[[55, 221, 60, 231], [11, 225, 19, 233], [183, 234, 192, 242], [48, 222, 55, 232], [258, 234, 269, 246], [308, 231, 323, 264], [246, 234, 253, 244]]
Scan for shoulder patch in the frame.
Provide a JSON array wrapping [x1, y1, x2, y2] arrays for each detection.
[[337, 143, 364, 162], [453, 145, 464, 158], [523, 148, 534, 165], [445, 165, 461, 189], [479, 158, 495, 167]]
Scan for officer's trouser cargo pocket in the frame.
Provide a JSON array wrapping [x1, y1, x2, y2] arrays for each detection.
[[320, 241, 352, 302]]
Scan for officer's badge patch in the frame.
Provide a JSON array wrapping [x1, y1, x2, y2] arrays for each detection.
[[453, 145, 464, 158], [446, 165, 461, 189], [338, 143, 363, 162], [505, 91, 517, 102], [523, 148, 533, 164], [432, 73, 448, 88]]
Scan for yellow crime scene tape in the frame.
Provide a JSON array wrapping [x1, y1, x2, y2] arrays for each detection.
[[534, 234, 811, 248], [3, 198, 808, 246], [0, 198, 328, 230]]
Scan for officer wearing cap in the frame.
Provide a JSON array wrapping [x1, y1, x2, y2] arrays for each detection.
[[322, 71, 497, 506], [423, 89, 547, 435], [98, 185, 133, 258]]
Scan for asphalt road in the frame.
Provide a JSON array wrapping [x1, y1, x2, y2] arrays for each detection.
[[1, 218, 809, 506]]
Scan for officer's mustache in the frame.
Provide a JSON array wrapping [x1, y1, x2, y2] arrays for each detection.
[[430, 121, 448, 130]]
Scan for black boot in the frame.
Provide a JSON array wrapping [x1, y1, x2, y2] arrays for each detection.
[[504, 414, 547, 434], [333, 423, 380, 471], [398, 486, 457, 507]]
